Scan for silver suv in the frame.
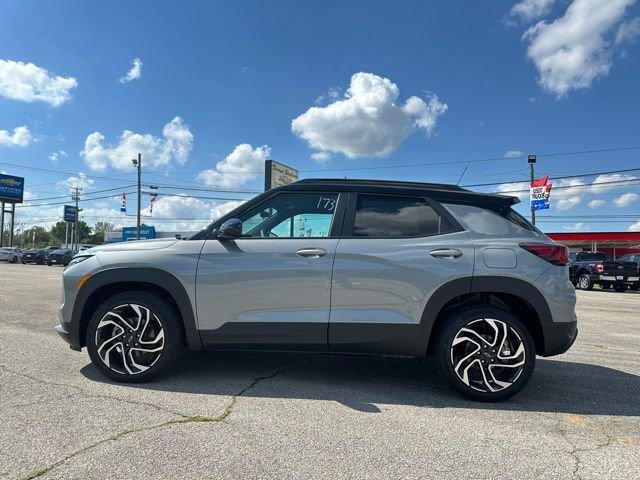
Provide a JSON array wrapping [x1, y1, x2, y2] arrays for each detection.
[[56, 179, 577, 401]]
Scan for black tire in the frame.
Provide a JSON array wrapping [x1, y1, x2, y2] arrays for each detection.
[[436, 306, 536, 402], [578, 274, 593, 290], [613, 284, 628, 293], [86, 291, 183, 383], [630, 283, 640, 291], [11, 256, 18, 264], [600, 282, 611, 289]]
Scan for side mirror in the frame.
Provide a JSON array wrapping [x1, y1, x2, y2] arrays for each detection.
[[215, 218, 242, 239]]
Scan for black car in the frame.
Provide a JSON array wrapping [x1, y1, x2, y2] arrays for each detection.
[[22, 249, 43, 264], [47, 248, 74, 266]]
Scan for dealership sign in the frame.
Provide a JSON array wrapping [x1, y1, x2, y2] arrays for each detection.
[[122, 226, 156, 241], [0, 174, 25, 203], [63, 205, 78, 222], [264, 160, 298, 190], [530, 176, 553, 211]]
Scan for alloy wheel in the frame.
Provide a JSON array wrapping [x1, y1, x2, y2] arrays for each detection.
[[450, 318, 525, 393], [579, 276, 590, 289], [94, 304, 165, 375]]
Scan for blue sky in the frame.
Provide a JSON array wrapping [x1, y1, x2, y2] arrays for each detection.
[[1, 0, 640, 232]]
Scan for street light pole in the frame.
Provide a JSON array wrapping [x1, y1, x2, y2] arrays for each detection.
[[133, 153, 141, 240], [528, 154, 537, 225]]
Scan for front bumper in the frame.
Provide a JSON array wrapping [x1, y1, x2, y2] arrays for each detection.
[[54, 324, 81, 351]]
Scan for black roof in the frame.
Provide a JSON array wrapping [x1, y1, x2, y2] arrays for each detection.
[[280, 178, 519, 209]]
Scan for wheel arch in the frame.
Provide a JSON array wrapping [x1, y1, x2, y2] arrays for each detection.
[[71, 267, 202, 350], [422, 276, 551, 357]]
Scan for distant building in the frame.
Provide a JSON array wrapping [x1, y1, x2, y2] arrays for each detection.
[[547, 232, 640, 259]]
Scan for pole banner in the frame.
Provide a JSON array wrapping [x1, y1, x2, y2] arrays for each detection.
[[120, 192, 127, 213], [530, 176, 552, 211]]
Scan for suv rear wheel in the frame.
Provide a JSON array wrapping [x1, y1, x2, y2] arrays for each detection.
[[86, 291, 182, 382], [436, 306, 535, 402]]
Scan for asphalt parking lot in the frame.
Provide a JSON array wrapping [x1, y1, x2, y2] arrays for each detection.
[[0, 263, 638, 479]]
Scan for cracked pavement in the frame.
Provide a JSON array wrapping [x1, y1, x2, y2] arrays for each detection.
[[1, 263, 639, 479]]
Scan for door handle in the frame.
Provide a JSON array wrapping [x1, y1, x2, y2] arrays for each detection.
[[430, 248, 463, 259], [296, 248, 327, 258]]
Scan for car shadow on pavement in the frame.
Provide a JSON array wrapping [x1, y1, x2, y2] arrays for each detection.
[[81, 351, 640, 416]]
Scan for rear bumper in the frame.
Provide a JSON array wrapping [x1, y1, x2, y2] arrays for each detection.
[[541, 320, 578, 357], [597, 275, 640, 283]]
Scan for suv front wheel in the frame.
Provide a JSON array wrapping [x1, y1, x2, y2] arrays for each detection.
[[86, 291, 182, 382], [436, 306, 535, 402]]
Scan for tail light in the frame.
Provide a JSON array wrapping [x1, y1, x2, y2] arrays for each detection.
[[519, 243, 569, 266], [596, 264, 604, 273]]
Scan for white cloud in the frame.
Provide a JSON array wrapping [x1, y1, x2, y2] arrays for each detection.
[[81, 116, 194, 172], [523, 0, 636, 97], [506, 0, 556, 24], [613, 192, 639, 207], [0, 125, 32, 147], [57, 172, 95, 191], [504, 149, 524, 158], [196, 143, 270, 189], [556, 196, 582, 210], [119, 58, 143, 83], [590, 173, 637, 193], [628, 220, 640, 231], [616, 16, 640, 43], [49, 150, 67, 163], [142, 195, 245, 231], [291, 72, 447, 158], [563, 222, 588, 231], [587, 199, 606, 209], [0, 59, 77, 106], [311, 151, 331, 165]]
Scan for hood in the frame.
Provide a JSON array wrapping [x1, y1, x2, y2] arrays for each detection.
[[83, 238, 178, 254]]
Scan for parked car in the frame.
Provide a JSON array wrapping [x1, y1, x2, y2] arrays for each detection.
[[38, 246, 62, 265], [569, 251, 639, 292], [47, 248, 74, 266], [55, 179, 578, 401], [0, 247, 23, 263], [616, 253, 640, 290], [21, 248, 43, 264]]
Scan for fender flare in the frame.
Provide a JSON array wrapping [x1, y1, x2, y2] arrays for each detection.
[[419, 275, 552, 353], [70, 267, 202, 350]]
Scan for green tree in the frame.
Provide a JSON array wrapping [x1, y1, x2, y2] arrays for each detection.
[[23, 226, 51, 248], [49, 221, 68, 244], [90, 221, 115, 244]]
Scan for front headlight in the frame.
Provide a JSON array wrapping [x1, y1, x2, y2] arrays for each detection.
[[67, 255, 93, 267]]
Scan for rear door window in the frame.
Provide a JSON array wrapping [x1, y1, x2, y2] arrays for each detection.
[[351, 194, 451, 237]]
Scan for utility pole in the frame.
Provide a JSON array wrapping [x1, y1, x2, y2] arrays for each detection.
[[528, 154, 537, 225], [132, 153, 141, 240], [71, 187, 82, 251]]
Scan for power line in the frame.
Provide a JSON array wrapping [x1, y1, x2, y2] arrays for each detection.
[[462, 167, 640, 188], [498, 177, 640, 194]]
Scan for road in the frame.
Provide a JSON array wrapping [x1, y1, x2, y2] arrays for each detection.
[[1, 263, 638, 479]]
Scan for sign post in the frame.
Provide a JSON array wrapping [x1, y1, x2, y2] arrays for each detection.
[[0, 174, 25, 247], [264, 160, 299, 191]]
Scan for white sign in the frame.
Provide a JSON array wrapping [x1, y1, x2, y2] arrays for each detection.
[[265, 160, 299, 190]]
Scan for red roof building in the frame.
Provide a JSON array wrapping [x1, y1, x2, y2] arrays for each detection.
[[547, 232, 640, 259]]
